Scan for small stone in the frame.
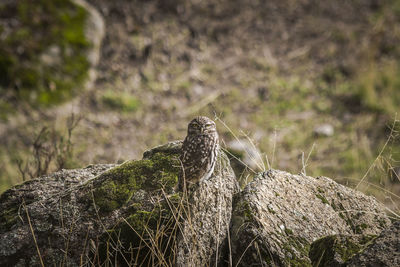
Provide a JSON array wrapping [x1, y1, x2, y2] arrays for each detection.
[[313, 124, 334, 137]]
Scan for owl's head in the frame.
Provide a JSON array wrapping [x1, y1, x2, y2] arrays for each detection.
[[187, 116, 217, 135]]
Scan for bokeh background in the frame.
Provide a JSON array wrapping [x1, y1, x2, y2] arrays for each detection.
[[0, 0, 399, 212]]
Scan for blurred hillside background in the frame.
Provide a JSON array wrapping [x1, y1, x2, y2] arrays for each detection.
[[0, 0, 399, 211]]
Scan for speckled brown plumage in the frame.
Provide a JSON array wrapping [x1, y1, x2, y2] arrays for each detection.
[[179, 116, 219, 191]]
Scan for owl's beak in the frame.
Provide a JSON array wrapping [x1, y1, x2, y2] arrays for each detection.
[[200, 128, 204, 134]]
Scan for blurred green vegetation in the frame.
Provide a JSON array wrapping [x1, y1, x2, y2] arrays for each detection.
[[351, 63, 400, 115], [102, 90, 141, 113], [207, 57, 400, 201], [0, 0, 89, 112], [0, 114, 82, 192]]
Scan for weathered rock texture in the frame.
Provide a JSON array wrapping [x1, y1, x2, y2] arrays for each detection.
[[0, 141, 238, 266], [309, 234, 377, 266], [309, 221, 400, 267], [347, 220, 400, 267], [0, 164, 116, 266], [175, 144, 240, 266], [229, 170, 392, 266]]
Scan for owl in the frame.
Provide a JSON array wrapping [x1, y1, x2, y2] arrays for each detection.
[[179, 116, 219, 191]]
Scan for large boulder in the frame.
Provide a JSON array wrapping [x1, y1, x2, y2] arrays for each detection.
[[0, 141, 238, 266], [229, 170, 391, 266]]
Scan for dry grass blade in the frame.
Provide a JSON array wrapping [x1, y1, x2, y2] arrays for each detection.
[[160, 188, 192, 261], [240, 130, 266, 171], [90, 190, 131, 266], [346, 177, 400, 201], [271, 128, 277, 169], [226, 219, 233, 267], [301, 143, 315, 176], [329, 209, 399, 221], [221, 147, 257, 174], [121, 217, 167, 266], [22, 199, 45, 267], [234, 234, 260, 267], [215, 115, 258, 174], [356, 115, 398, 189], [184, 90, 222, 116]]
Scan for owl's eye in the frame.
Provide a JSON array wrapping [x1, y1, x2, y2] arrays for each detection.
[[205, 123, 214, 128], [189, 123, 200, 131]]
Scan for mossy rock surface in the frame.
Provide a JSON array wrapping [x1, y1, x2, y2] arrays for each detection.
[[0, 142, 184, 266], [92, 142, 182, 265], [346, 221, 400, 267], [0, 0, 91, 111], [95, 141, 239, 266], [309, 234, 376, 267], [91, 149, 180, 213]]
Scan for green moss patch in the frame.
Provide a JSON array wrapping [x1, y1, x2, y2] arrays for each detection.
[[101, 90, 141, 113], [91, 146, 183, 265], [0, 206, 19, 232], [0, 0, 90, 109], [97, 196, 181, 266], [315, 193, 329, 205], [91, 151, 180, 213], [309, 234, 377, 266], [281, 236, 311, 266]]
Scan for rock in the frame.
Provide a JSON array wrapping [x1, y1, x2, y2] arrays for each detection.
[[0, 141, 238, 266], [229, 170, 391, 266], [314, 124, 334, 137], [72, 0, 105, 90], [175, 142, 240, 266], [346, 221, 400, 267], [0, 164, 116, 266]]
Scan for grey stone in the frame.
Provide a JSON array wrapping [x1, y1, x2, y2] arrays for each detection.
[[314, 124, 334, 137], [229, 170, 391, 266]]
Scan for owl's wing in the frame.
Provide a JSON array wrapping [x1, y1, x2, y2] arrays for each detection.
[[181, 135, 201, 164], [180, 135, 208, 177]]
